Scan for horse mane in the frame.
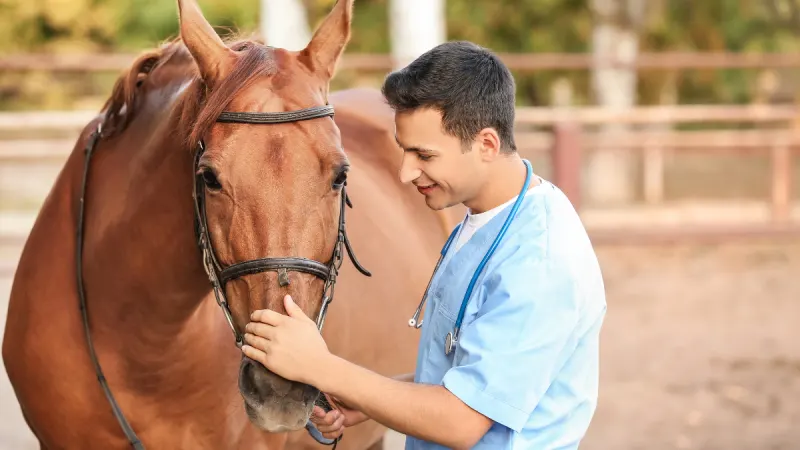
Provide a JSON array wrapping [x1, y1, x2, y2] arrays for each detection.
[[100, 33, 278, 148], [100, 38, 184, 137]]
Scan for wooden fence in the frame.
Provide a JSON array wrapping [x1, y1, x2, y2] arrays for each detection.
[[5, 52, 800, 72], [1, 104, 798, 244]]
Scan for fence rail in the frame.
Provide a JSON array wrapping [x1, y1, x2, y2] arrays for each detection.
[[2, 104, 799, 131], [5, 52, 800, 73], [0, 105, 797, 243]]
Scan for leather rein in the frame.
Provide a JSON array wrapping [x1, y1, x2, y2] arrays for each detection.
[[75, 104, 370, 449]]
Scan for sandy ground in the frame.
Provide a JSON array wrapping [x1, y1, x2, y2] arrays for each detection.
[[2, 236, 798, 449], [583, 241, 800, 450]]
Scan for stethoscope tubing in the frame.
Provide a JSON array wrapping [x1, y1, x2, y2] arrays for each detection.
[[409, 159, 533, 355]]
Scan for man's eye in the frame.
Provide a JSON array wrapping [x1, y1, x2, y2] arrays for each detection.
[[418, 154, 432, 161]]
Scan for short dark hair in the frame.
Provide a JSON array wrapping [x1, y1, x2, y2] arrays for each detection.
[[381, 41, 517, 153]]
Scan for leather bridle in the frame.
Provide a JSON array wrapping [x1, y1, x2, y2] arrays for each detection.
[[76, 103, 370, 450], [192, 104, 371, 347]]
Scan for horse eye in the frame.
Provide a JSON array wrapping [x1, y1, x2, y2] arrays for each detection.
[[200, 167, 222, 191], [332, 169, 348, 190]]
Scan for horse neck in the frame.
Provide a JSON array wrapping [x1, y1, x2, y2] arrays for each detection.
[[83, 78, 217, 353]]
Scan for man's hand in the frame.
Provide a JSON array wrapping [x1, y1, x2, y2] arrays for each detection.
[[311, 373, 414, 440], [241, 295, 330, 387], [310, 395, 369, 440]]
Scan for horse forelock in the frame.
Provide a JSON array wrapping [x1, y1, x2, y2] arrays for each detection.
[[179, 37, 279, 149]]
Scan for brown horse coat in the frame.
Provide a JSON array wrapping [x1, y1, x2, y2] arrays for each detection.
[[2, 15, 460, 450]]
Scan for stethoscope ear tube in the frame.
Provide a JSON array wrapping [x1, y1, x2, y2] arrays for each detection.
[[407, 222, 462, 330]]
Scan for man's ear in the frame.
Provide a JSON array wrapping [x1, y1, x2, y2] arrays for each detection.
[[476, 127, 502, 160]]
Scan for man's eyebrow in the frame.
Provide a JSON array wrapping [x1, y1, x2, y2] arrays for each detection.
[[394, 134, 407, 149], [394, 135, 432, 153]]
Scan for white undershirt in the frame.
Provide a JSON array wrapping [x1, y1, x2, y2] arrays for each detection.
[[452, 181, 541, 253]]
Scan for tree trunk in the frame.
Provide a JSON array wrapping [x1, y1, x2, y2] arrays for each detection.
[[260, 0, 311, 51], [587, 0, 647, 205], [389, 0, 446, 70]]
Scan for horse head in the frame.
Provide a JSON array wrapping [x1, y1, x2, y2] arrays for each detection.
[[176, 0, 363, 433]]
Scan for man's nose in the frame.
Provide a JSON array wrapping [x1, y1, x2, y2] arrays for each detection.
[[399, 154, 421, 184]]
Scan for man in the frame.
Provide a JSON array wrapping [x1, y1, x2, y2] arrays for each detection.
[[241, 41, 606, 449]]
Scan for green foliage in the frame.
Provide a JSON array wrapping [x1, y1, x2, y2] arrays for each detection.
[[446, 0, 593, 107], [2, 0, 800, 110], [640, 0, 800, 105]]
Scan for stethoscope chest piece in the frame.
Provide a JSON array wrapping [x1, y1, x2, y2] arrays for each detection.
[[444, 331, 456, 355]]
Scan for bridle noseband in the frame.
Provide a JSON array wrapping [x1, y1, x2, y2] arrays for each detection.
[[192, 103, 371, 347], [76, 103, 370, 450]]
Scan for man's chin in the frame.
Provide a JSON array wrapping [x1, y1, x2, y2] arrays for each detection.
[[424, 196, 454, 211]]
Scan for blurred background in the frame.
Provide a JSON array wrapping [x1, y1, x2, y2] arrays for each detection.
[[1, 0, 799, 449]]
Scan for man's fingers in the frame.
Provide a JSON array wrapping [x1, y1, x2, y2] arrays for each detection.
[[244, 322, 277, 341], [243, 333, 271, 354], [312, 406, 326, 419], [317, 411, 345, 434], [241, 344, 268, 366], [310, 407, 334, 426], [322, 429, 343, 440], [250, 308, 284, 325], [315, 410, 339, 428]]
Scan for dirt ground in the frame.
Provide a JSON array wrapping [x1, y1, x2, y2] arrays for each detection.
[[2, 238, 799, 449], [580, 240, 800, 450]]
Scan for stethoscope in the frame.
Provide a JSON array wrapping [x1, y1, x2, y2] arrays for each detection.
[[408, 159, 534, 355]]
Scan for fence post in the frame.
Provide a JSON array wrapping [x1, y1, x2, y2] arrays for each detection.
[[771, 141, 791, 223], [643, 143, 665, 205], [552, 121, 582, 212]]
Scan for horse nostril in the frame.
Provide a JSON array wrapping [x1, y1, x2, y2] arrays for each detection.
[[240, 356, 295, 399], [304, 384, 321, 404], [239, 358, 261, 398]]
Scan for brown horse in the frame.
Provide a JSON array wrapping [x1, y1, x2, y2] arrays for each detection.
[[2, 0, 457, 448]]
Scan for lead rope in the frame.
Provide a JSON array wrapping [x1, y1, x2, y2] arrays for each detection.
[[76, 123, 146, 450]]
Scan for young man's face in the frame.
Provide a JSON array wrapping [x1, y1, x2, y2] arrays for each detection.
[[394, 108, 486, 211]]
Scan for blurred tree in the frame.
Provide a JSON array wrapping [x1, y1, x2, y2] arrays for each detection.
[[444, 0, 593, 107], [641, 0, 800, 105], [2, 0, 800, 110], [765, 0, 800, 32]]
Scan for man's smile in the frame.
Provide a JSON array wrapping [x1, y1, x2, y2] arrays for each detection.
[[416, 183, 438, 195]]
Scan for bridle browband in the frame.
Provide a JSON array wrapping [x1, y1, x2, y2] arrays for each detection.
[[75, 103, 369, 450]]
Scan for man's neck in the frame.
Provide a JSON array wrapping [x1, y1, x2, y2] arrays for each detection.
[[465, 156, 538, 214]]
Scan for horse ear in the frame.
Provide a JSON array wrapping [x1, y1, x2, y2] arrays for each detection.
[[299, 0, 354, 80], [177, 0, 234, 83]]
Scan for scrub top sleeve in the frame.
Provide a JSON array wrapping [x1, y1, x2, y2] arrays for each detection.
[[441, 258, 581, 433]]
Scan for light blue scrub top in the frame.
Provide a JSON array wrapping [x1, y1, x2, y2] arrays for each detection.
[[406, 179, 607, 450]]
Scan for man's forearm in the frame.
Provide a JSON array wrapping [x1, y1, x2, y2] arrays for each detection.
[[392, 372, 415, 383], [317, 355, 475, 449]]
